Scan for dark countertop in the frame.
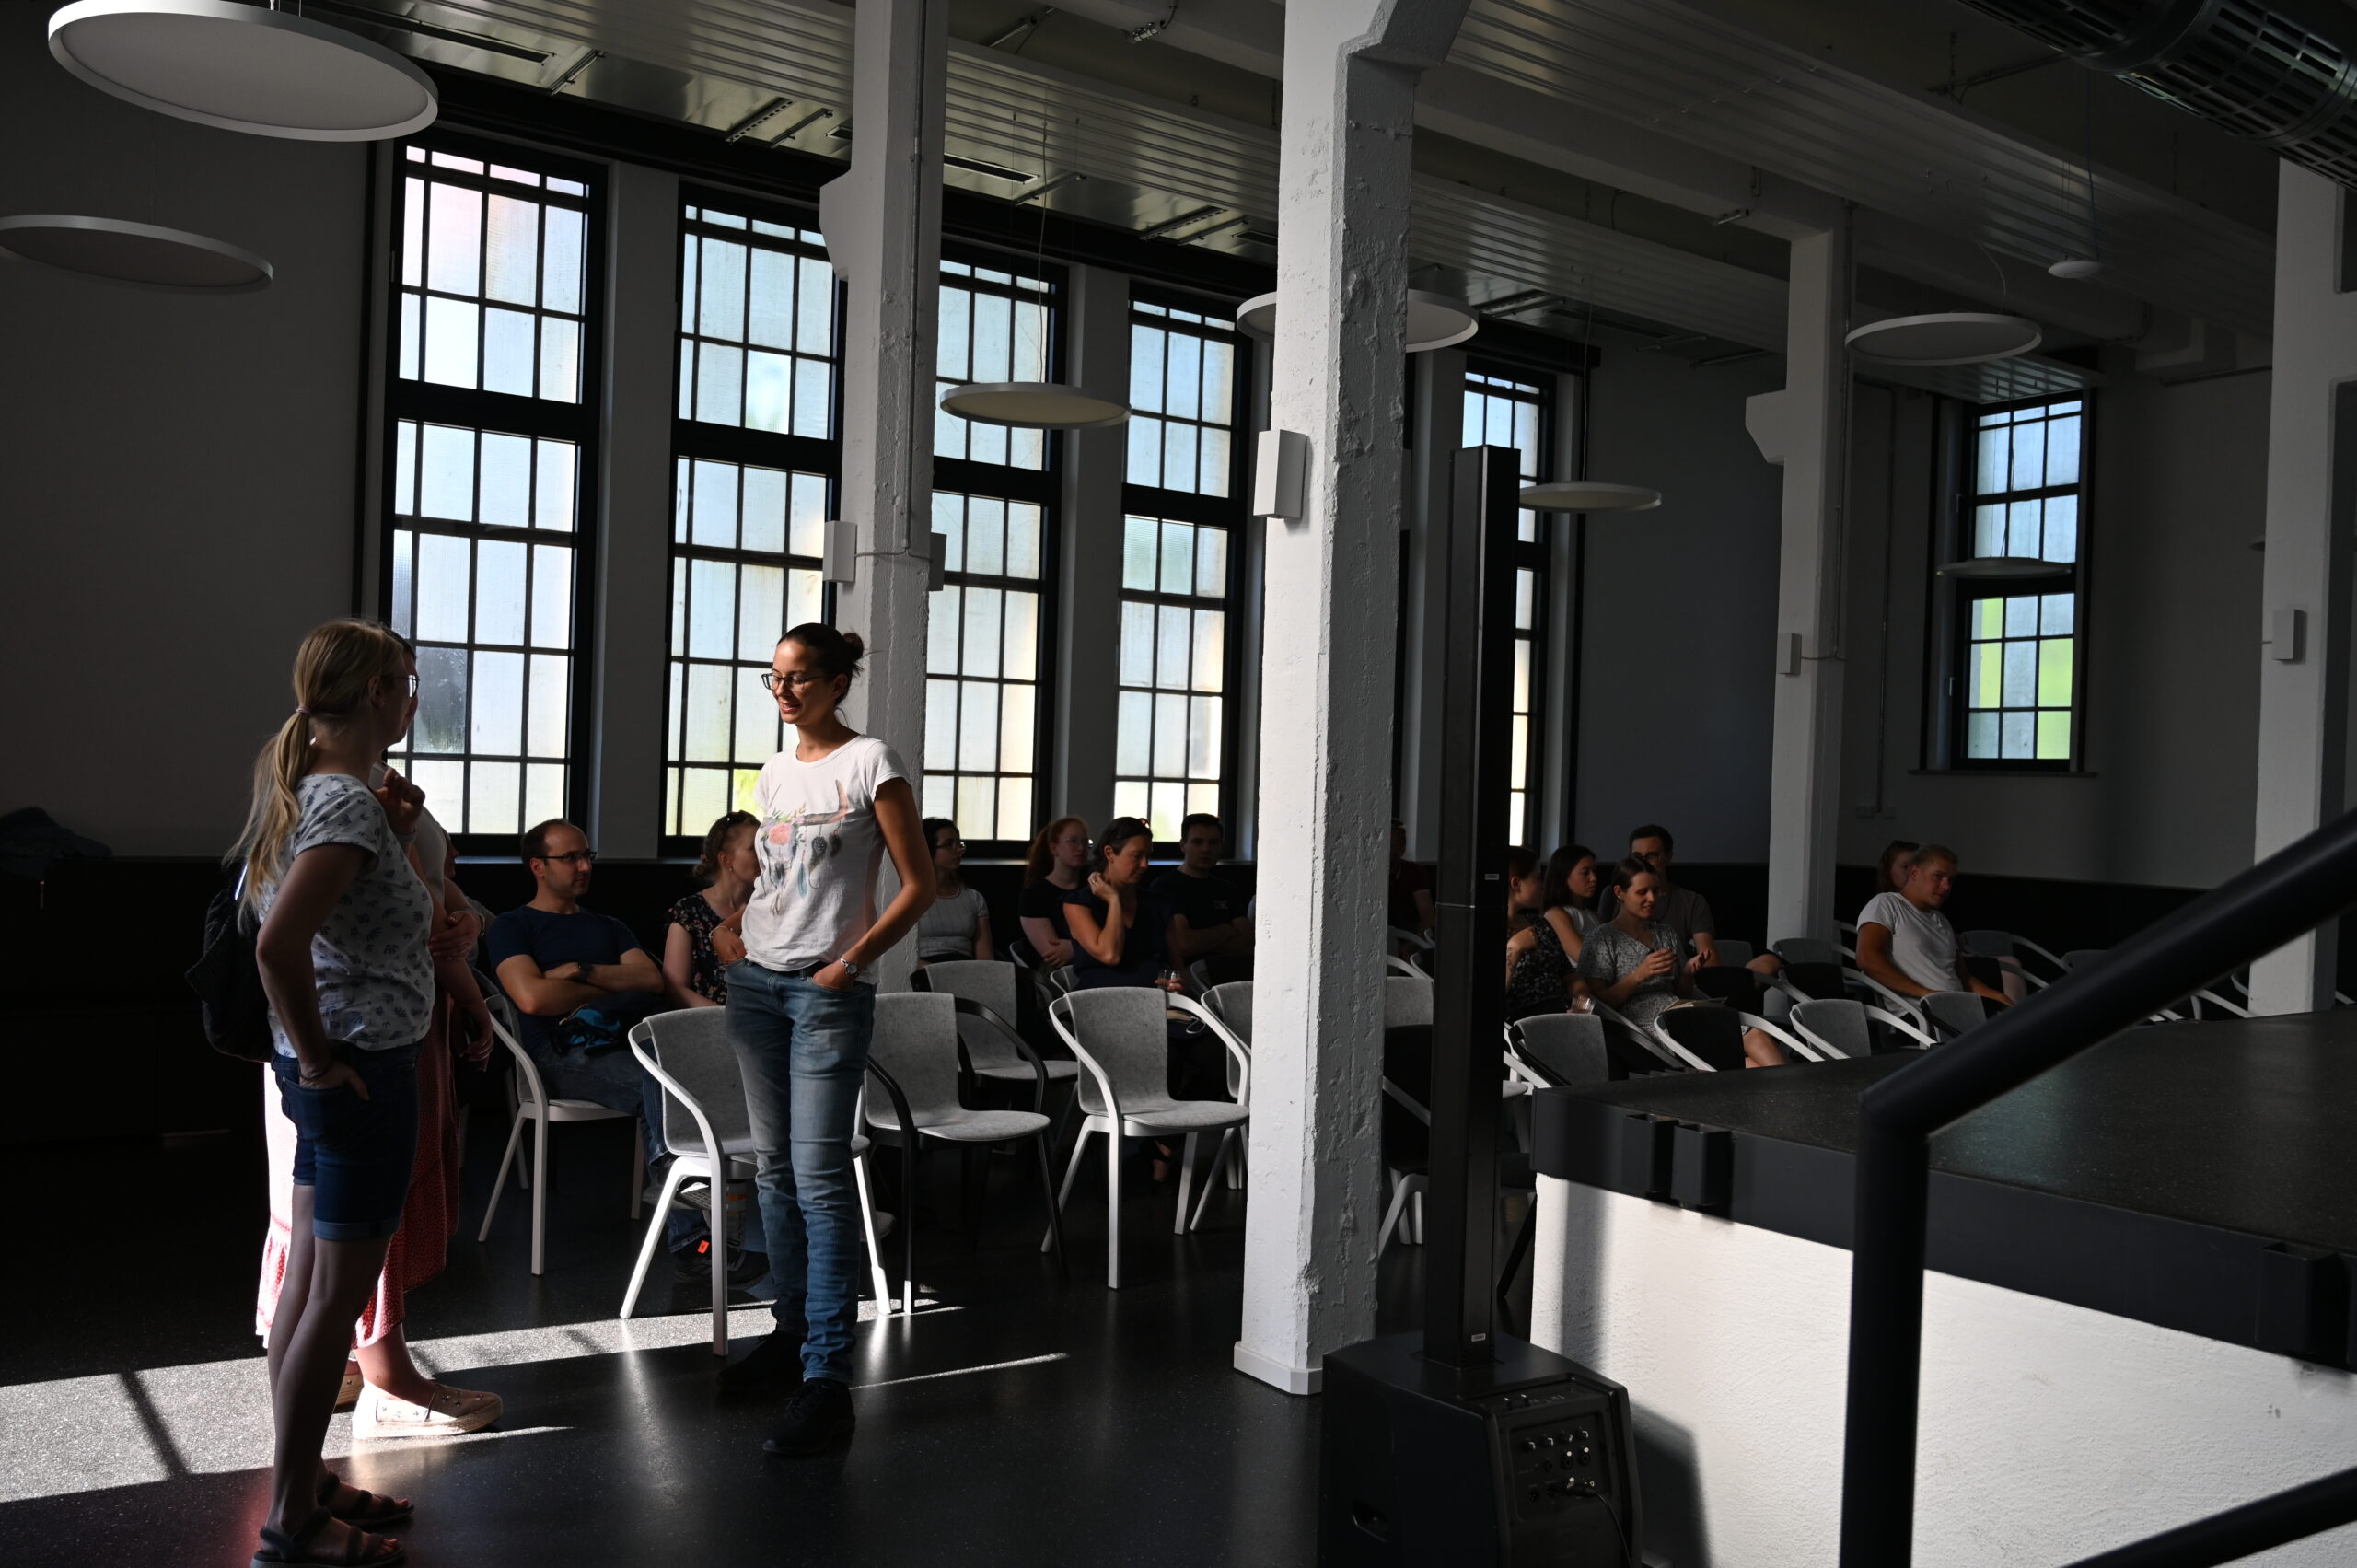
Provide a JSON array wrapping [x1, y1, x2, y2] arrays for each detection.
[[1533, 1012, 2357, 1365]]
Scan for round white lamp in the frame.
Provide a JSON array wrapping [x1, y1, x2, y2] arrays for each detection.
[[1845, 312, 2042, 367], [0, 214, 271, 291], [1235, 288, 1480, 354], [937, 382, 1130, 430], [1520, 481, 1662, 513], [1933, 557, 2072, 581]]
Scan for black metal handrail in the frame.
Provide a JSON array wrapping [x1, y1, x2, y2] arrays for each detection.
[[1840, 807, 2357, 1568]]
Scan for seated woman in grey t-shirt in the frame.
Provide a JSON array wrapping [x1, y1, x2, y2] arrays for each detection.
[[913, 817, 993, 965], [1580, 859, 1787, 1067]]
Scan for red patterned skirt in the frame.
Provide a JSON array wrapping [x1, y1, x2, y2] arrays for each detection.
[[256, 993, 461, 1347]]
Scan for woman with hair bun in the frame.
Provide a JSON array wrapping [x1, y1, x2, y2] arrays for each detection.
[[663, 809, 759, 1009], [714, 623, 934, 1458]]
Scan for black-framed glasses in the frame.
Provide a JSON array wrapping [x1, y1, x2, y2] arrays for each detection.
[[391, 674, 420, 697], [761, 670, 826, 695], [541, 850, 598, 866]]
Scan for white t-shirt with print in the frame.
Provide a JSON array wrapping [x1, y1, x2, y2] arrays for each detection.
[[1858, 890, 1961, 994], [259, 772, 436, 1056], [743, 735, 910, 973]]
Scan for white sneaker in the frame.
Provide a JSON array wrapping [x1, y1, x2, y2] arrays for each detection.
[[354, 1382, 504, 1439]]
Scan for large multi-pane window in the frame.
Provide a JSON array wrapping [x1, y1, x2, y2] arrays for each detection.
[[1117, 296, 1247, 841], [923, 255, 1059, 846], [385, 144, 598, 842], [1462, 366, 1550, 846], [663, 197, 838, 842], [1949, 396, 2087, 768]]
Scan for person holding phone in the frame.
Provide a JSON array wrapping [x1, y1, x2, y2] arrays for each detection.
[[1579, 859, 1786, 1067], [239, 619, 435, 1568], [714, 624, 934, 1459]]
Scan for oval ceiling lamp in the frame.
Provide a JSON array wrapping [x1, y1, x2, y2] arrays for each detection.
[[1521, 480, 1661, 514], [48, 0, 436, 141], [1933, 556, 2072, 581], [0, 213, 271, 291], [2048, 256, 2104, 281], [1234, 288, 1480, 353], [1846, 312, 2042, 367], [938, 382, 1130, 430]]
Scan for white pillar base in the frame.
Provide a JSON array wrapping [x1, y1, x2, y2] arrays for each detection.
[[1233, 1340, 1323, 1397]]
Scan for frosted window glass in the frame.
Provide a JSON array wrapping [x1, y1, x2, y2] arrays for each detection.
[[474, 540, 527, 645], [470, 651, 525, 754]]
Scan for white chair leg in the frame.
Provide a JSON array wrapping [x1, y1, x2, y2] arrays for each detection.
[[629, 1120, 645, 1221], [710, 1175, 728, 1356], [528, 1113, 549, 1277], [1407, 1184, 1425, 1246], [478, 1109, 525, 1243], [1171, 1132, 1200, 1236], [1225, 1135, 1246, 1190], [1377, 1172, 1416, 1253], [1105, 1128, 1123, 1290], [852, 1150, 894, 1315], [1042, 1127, 1092, 1252], [1189, 1129, 1231, 1232], [621, 1163, 691, 1320]]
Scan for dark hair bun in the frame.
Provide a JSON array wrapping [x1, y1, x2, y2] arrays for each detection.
[[840, 632, 865, 662], [779, 622, 865, 685]]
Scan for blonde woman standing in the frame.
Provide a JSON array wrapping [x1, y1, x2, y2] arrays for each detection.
[[239, 620, 434, 1568]]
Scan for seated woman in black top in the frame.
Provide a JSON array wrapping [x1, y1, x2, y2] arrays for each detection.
[[1062, 816, 1178, 991], [1018, 815, 1088, 969]]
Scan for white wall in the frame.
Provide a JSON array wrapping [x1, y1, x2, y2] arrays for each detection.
[[1573, 349, 1787, 861], [1838, 362, 2271, 889], [1533, 1179, 2357, 1567], [0, 13, 367, 858]]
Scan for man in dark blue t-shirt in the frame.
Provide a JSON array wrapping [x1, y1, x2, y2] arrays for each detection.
[[489, 819, 762, 1280]]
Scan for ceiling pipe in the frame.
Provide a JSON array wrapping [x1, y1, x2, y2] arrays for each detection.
[[1955, 0, 2357, 190]]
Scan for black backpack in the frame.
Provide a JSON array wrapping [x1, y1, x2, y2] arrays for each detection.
[[185, 863, 274, 1063]]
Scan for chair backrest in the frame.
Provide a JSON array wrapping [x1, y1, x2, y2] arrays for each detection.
[[866, 991, 968, 1125], [1775, 936, 1844, 969], [1388, 925, 1434, 952], [1051, 988, 1180, 1116], [632, 1007, 754, 1157], [1203, 981, 1254, 1046], [1959, 929, 2015, 960], [1005, 935, 1044, 971], [1509, 1013, 1609, 1088], [1713, 938, 1756, 969], [1384, 974, 1434, 1030], [1919, 990, 1986, 1039], [1654, 1006, 1747, 1072], [1782, 960, 1850, 1002], [1691, 966, 1760, 1009], [1791, 997, 1872, 1061], [1381, 1022, 1434, 1165], [912, 959, 1028, 1074]]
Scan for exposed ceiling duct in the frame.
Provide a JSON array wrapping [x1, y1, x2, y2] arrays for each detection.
[[1959, 0, 2357, 188]]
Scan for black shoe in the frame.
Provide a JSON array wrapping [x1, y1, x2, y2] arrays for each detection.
[[716, 1330, 806, 1397], [763, 1378, 854, 1457], [673, 1237, 766, 1288]]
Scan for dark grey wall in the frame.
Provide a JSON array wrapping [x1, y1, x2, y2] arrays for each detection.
[[0, 14, 367, 857]]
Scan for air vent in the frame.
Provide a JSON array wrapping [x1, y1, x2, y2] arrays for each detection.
[[1957, 0, 2357, 190]]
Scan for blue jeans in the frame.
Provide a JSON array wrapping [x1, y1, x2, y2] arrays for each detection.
[[725, 962, 875, 1383], [274, 1040, 422, 1242], [530, 1034, 768, 1258]]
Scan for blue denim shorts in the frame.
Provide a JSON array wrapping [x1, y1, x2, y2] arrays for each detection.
[[273, 1039, 423, 1243]]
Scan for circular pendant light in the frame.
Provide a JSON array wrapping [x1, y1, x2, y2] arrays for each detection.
[[938, 382, 1130, 430], [49, 0, 437, 142], [1845, 312, 2042, 367], [1933, 556, 2072, 581], [1235, 288, 1480, 354], [2048, 257, 2104, 281], [1520, 481, 1661, 514], [0, 213, 270, 291]]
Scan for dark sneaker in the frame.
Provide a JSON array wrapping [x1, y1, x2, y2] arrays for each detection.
[[716, 1330, 806, 1396], [672, 1237, 766, 1288], [763, 1378, 855, 1457]]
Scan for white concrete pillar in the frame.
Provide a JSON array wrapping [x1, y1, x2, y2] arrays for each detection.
[[1236, 0, 1469, 1398], [1747, 225, 1852, 945], [817, 0, 946, 985], [2250, 165, 2357, 1015]]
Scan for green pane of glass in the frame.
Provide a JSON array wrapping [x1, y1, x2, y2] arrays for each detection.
[[1975, 598, 2003, 638], [2036, 710, 2071, 761], [2038, 637, 2073, 706], [1973, 643, 2000, 707]]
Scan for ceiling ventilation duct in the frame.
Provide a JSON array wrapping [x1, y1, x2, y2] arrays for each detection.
[[1958, 0, 2357, 187]]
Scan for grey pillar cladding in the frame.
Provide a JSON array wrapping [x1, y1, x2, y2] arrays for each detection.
[[1237, 0, 1471, 1398], [1055, 264, 1128, 834]]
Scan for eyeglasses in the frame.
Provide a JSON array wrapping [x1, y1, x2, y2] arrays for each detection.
[[393, 675, 420, 697], [761, 670, 828, 695], [540, 850, 598, 866]]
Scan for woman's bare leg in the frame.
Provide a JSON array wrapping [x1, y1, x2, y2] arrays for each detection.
[[354, 1326, 439, 1406], [1742, 1028, 1789, 1068], [267, 1192, 396, 1556]]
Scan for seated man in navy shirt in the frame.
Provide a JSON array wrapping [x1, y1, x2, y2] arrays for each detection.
[[490, 819, 762, 1283], [1150, 814, 1252, 988]]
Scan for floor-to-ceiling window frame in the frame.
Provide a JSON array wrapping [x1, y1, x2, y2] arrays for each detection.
[[1461, 362, 1555, 849]]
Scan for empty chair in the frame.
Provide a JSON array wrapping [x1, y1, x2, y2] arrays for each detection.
[[620, 1008, 891, 1354], [1200, 981, 1254, 1191], [1385, 972, 1434, 1028], [865, 991, 1066, 1314], [477, 999, 644, 1278], [1791, 996, 1935, 1060], [912, 959, 1081, 1094], [1384, 954, 1424, 980], [1507, 1013, 1609, 1088], [1389, 925, 1435, 952], [1039, 988, 1252, 1287], [1919, 989, 1987, 1040]]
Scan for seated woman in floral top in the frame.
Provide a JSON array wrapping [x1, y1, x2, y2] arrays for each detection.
[[663, 810, 758, 1008]]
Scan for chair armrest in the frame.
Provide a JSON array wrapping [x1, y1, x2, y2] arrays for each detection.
[[488, 1015, 549, 1115], [862, 1055, 918, 1142], [1048, 993, 1126, 1124], [628, 1023, 725, 1164], [1379, 1076, 1434, 1124], [948, 994, 1051, 1114], [1165, 993, 1253, 1104]]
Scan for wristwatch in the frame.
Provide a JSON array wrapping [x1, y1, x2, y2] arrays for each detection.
[[837, 956, 865, 980]]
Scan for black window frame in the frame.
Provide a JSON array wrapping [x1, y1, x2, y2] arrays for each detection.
[[1462, 358, 1555, 848]]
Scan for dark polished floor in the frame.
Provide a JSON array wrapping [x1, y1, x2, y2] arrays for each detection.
[[0, 1103, 1480, 1567]]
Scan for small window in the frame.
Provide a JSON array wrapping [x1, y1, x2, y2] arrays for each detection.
[[1462, 366, 1552, 844]]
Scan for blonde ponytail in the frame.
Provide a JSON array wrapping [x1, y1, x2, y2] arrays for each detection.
[[229, 618, 412, 918]]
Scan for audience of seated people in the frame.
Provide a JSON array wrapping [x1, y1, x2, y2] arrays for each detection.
[[1855, 842, 2011, 1010], [490, 818, 765, 1281], [1154, 813, 1252, 987], [1614, 823, 1784, 979], [1540, 842, 1603, 960], [1017, 816, 1088, 969], [1062, 816, 1179, 992], [661, 810, 755, 1010], [913, 817, 993, 966], [1580, 857, 1787, 1067]]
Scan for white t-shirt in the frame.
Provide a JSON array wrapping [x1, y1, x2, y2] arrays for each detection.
[[743, 735, 910, 973], [1858, 891, 1960, 993], [259, 772, 436, 1056]]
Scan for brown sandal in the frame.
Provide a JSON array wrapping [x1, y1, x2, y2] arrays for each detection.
[[251, 1506, 404, 1567], [318, 1469, 412, 1527]]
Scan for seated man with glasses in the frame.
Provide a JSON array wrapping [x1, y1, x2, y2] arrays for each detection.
[[489, 819, 765, 1285]]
